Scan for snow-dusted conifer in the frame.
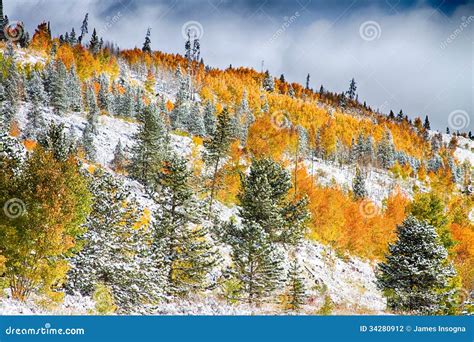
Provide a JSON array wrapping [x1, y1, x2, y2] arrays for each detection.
[[67, 170, 163, 312], [152, 154, 219, 297], [227, 219, 283, 303], [129, 104, 169, 185], [376, 216, 457, 314]]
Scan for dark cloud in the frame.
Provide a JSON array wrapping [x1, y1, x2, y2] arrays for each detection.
[[6, 0, 473, 131]]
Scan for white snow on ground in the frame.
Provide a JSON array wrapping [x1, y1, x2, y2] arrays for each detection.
[[304, 159, 424, 205]]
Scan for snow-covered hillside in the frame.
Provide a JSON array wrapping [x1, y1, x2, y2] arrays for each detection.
[[1, 46, 472, 316]]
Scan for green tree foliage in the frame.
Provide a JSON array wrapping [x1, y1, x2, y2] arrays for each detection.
[[376, 216, 458, 314], [152, 154, 218, 297], [0, 145, 91, 301], [238, 158, 309, 244]]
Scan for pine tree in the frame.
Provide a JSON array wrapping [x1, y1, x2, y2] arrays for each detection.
[[424, 115, 431, 130], [24, 71, 47, 139], [238, 158, 308, 244], [262, 70, 274, 92], [111, 139, 126, 172], [69, 28, 77, 44], [285, 258, 307, 311], [38, 123, 75, 162], [82, 123, 96, 161], [187, 102, 206, 136], [203, 101, 216, 136], [142, 28, 152, 53], [305, 73, 310, 90], [203, 108, 233, 217], [377, 130, 395, 169], [227, 219, 283, 304], [67, 169, 163, 312], [78, 13, 89, 44], [396, 110, 404, 122], [85, 85, 99, 134], [89, 28, 100, 54], [376, 216, 458, 314], [67, 65, 83, 112], [50, 60, 68, 115], [129, 104, 169, 186], [97, 74, 110, 112], [352, 167, 367, 199], [2, 60, 21, 129], [152, 154, 218, 297], [347, 78, 357, 100]]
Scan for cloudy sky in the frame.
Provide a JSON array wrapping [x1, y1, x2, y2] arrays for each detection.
[[7, 0, 473, 132]]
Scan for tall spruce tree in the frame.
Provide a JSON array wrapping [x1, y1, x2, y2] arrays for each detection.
[[377, 129, 395, 169], [285, 258, 307, 311], [352, 167, 367, 199], [66, 65, 83, 112], [142, 28, 152, 53], [152, 154, 218, 297], [129, 104, 169, 186], [67, 170, 163, 312], [262, 70, 274, 92], [24, 71, 47, 139], [347, 78, 357, 100], [50, 60, 68, 115], [89, 28, 100, 54], [376, 216, 458, 314], [203, 101, 216, 136], [227, 219, 283, 304], [203, 108, 233, 217], [238, 158, 309, 244]]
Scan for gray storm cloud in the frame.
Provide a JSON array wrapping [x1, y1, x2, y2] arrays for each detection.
[[7, 0, 473, 131]]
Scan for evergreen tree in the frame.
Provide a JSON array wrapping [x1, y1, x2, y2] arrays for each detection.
[[69, 28, 77, 45], [111, 139, 126, 172], [85, 85, 99, 134], [347, 78, 357, 100], [129, 104, 169, 186], [89, 28, 100, 54], [67, 65, 83, 112], [38, 123, 75, 162], [285, 258, 307, 311], [2, 60, 21, 129], [305, 73, 310, 90], [203, 101, 216, 136], [24, 72, 47, 139], [396, 110, 404, 122], [424, 115, 431, 130], [142, 28, 152, 53], [187, 102, 206, 136], [152, 154, 218, 297], [376, 216, 458, 314], [82, 123, 96, 161], [67, 170, 163, 312], [97, 74, 110, 112], [203, 108, 233, 217], [352, 167, 367, 199], [50, 60, 68, 115], [377, 130, 395, 169], [78, 13, 89, 44], [262, 70, 274, 92], [227, 219, 283, 304], [238, 158, 309, 244]]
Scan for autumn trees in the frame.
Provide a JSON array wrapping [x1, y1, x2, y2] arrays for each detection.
[[0, 143, 91, 301]]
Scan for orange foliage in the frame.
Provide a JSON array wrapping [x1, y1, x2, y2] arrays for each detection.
[[23, 139, 37, 151], [451, 223, 474, 289], [295, 167, 408, 259]]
